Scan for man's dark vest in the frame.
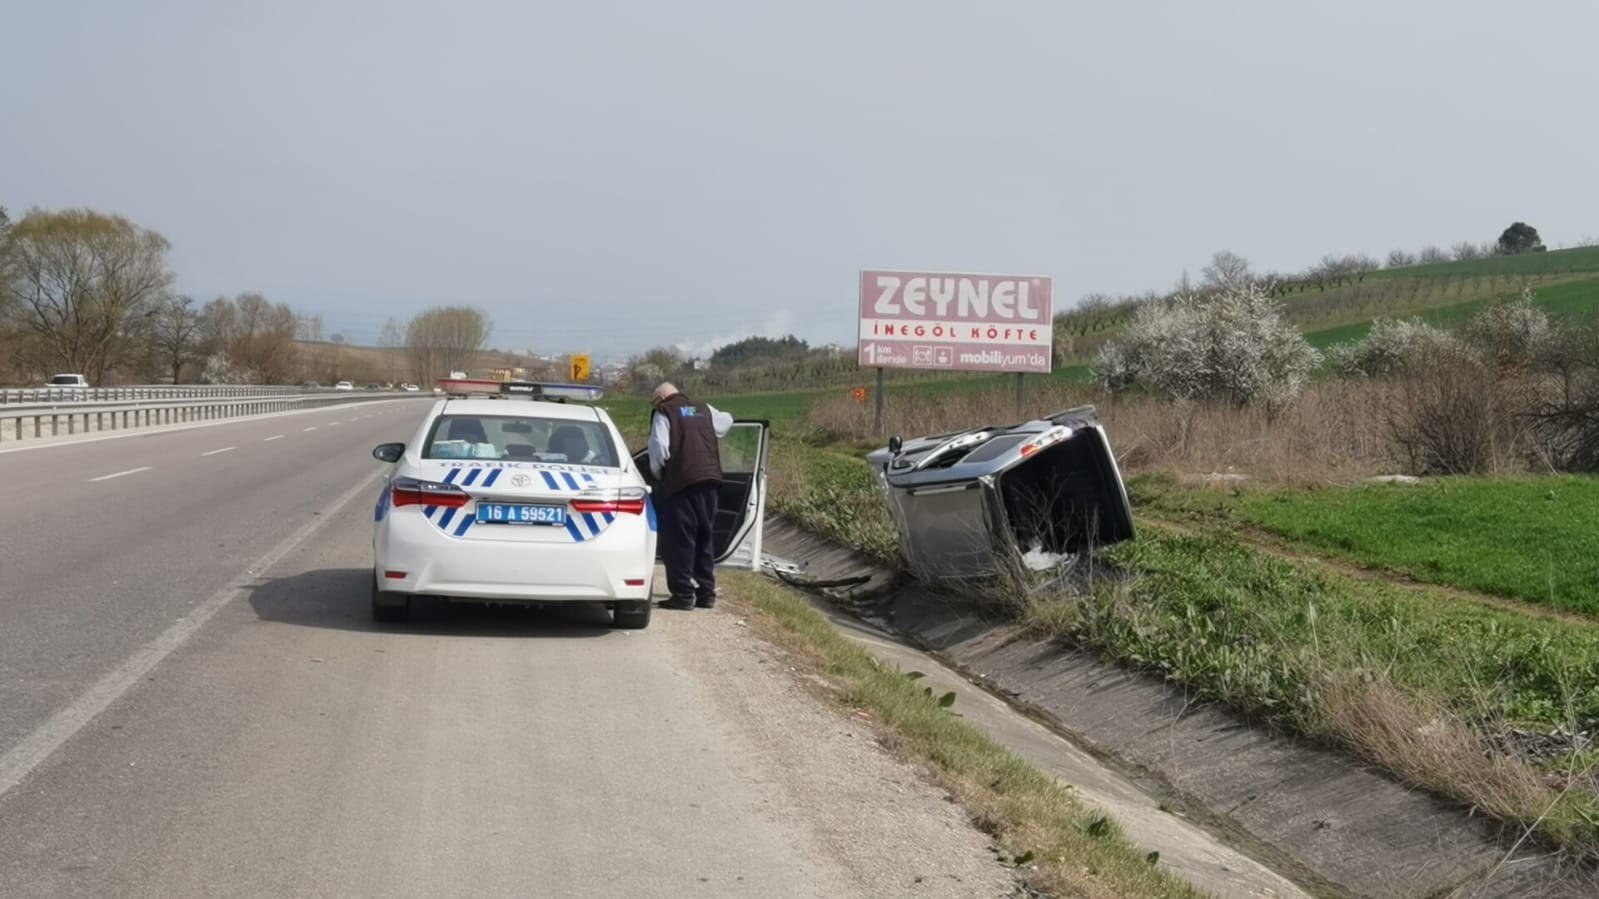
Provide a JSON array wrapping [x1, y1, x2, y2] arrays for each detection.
[[655, 393, 722, 498]]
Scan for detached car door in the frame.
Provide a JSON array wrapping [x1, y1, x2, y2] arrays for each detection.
[[633, 419, 770, 568]]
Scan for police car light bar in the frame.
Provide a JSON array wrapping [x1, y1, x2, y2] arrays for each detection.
[[499, 380, 605, 402], [436, 377, 604, 402]]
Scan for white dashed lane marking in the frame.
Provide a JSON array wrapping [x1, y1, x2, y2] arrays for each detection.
[[264, 435, 284, 442], [201, 446, 236, 457], [303, 427, 317, 432], [88, 467, 152, 483]]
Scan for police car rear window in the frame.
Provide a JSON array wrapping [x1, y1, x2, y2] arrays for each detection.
[[423, 415, 620, 466]]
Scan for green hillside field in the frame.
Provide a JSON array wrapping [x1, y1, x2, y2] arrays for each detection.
[[1056, 244, 1599, 361]]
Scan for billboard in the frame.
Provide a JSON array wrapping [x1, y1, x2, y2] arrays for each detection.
[[858, 270, 1053, 374]]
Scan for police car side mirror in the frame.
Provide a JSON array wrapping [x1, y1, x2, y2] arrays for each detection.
[[888, 436, 903, 455], [372, 442, 404, 464]]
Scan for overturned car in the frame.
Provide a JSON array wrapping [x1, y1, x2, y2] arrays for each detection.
[[866, 406, 1135, 581]]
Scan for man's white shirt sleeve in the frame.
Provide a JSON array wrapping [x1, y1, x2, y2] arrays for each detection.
[[647, 411, 671, 479]]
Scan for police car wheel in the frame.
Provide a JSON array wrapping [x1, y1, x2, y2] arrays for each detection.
[[371, 576, 411, 623], [613, 600, 651, 630]]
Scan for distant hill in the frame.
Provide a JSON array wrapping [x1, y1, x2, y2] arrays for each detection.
[[1054, 244, 1599, 371]]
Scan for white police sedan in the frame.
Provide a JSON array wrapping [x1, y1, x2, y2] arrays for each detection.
[[370, 381, 769, 629]]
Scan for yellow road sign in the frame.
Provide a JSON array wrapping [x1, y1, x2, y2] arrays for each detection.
[[570, 354, 591, 381]]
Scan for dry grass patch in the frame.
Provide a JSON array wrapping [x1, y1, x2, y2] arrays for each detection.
[[805, 380, 1402, 487], [1320, 680, 1553, 831]]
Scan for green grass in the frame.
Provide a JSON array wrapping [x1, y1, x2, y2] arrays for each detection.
[[1303, 276, 1599, 348], [723, 570, 1210, 899], [1366, 245, 1599, 281], [768, 442, 901, 565], [1090, 528, 1599, 732], [1135, 476, 1599, 617]]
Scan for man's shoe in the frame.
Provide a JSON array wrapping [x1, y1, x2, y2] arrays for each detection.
[[694, 598, 716, 609], [658, 597, 696, 611]]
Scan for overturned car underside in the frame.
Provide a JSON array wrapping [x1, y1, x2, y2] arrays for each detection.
[[866, 406, 1135, 581]]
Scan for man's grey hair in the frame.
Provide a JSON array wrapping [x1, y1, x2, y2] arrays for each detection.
[[652, 382, 679, 403]]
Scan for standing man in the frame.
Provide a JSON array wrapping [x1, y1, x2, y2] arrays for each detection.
[[648, 382, 733, 610]]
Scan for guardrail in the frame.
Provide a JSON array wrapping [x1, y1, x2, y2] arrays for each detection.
[[0, 384, 316, 405], [0, 392, 420, 444]]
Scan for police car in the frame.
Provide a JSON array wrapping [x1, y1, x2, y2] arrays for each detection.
[[369, 380, 769, 629]]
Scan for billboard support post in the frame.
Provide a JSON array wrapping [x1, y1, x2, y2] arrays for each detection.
[[1015, 372, 1025, 416], [873, 367, 885, 435]]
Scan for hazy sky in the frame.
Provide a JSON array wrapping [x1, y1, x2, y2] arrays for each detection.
[[3, 0, 1594, 357]]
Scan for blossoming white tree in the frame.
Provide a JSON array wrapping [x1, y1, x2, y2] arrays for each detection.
[[1093, 281, 1321, 410]]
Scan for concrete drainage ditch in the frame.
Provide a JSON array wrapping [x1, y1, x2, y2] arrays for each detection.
[[759, 516, 1599, 899]]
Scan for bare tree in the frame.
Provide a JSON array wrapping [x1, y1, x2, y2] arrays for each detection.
[[150, 295, 203, 383], [328, 333, 346, 382], [378, 316, 405, 383], [1201, 250, 1251, 289], [1349, 254, 1381, 280], [1386, 249, 1417, 268], [1, 208, 173, 380], [1451, 241, 1481, 261], [1313, 254, 1368, 287], [200, 293, 301, 383], [406, 305, 491, 385], [1418, 245, 1449, 264]]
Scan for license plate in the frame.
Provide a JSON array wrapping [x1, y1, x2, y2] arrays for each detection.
[[475, 503, 566, 525]]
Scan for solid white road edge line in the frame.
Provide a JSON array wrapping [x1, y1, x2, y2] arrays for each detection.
[[200, 446, 237, 456], [0, 469, 384, 799], [0, 399, 418, 456], [88, 466, 153, 483]]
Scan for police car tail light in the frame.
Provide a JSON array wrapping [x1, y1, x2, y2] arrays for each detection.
[[570, 487, 647, 516], [390, 476, 470, 509]]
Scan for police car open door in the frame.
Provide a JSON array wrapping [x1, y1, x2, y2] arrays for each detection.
[[634, 419, 770, 569]]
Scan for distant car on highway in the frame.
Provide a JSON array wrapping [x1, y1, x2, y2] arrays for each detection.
[[400, 383, 420, 392], [365, 383, 383, 391], [46, 373, 89, 389], [334, 381, 354, 391], [367, 380, 769, 629], [302, 380, 320, 389]]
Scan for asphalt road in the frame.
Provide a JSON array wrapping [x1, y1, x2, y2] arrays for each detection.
[[0, 401, 1013, 898]]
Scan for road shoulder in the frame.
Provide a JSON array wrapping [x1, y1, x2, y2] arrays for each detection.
[[655, 598, 1022, 899]]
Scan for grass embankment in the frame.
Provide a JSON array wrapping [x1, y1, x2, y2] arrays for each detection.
[[765, 402, 1599, 858], [720, 570, 1208, 899], [1302, 275, 1599, 349], [1134, 476, 1599, 617], [1366, 245, 1599, 281]]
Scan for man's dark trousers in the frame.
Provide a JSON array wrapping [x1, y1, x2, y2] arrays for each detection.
[[661, 481, 719, 604]]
